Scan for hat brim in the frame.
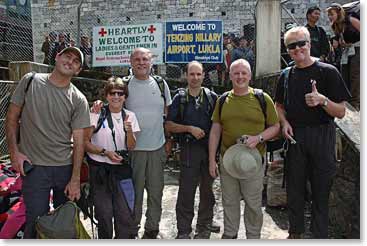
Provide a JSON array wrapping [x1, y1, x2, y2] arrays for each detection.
[[59, 47, 84, 67], [222, 144, 262, 179]]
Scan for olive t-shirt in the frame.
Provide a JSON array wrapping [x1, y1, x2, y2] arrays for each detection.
[[212, 88, 279, 156], [11, 73, 91, 166]]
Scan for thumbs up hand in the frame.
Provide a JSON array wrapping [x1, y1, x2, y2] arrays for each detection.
[[124, 114, 133, 133], [311, 80, 318, 93], [305, 80, 325, 107]]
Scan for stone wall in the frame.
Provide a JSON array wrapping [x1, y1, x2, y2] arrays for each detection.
[[329, 133, 360, 238], [30, 0, 352, 63]]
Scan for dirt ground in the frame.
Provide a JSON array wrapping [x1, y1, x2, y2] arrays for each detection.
[[82, 170, 295, 240]]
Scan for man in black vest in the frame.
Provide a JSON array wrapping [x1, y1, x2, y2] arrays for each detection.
[[166, 61, 218, 239], [305, 6, 330, 61]]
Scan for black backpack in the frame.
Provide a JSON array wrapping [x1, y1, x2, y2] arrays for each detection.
[[93, 105, 128, 152], [177, 87, 215, 122], [93, 105, 126, 134]]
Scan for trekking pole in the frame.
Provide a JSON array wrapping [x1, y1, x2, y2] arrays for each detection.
[[90, 205, 96, 239]]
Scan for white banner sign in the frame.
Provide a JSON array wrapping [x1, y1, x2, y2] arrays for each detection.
[[92, 23, 163, 67]]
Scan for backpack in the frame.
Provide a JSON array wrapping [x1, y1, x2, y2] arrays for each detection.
[[0, 163, 19, 195], [93, 105, 128, 153], [122, 75, 167, 105], [0, 199, 26, 239], [218, 88, 267, 127], [217, 89, 283, 162], [93, 105, 127, 134], [177, 87, 215, 122], [343, 1, 360, 19], [35, 201, 90, 239]]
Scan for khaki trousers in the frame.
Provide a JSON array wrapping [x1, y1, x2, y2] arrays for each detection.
[[219, 158, 264, 239], [130, 145, 166, 232]]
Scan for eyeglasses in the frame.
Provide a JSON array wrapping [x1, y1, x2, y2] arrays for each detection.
[[108, 91, 125, 97], [286, 40, 308, 50]]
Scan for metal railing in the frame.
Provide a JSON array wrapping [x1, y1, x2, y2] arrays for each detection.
[[0, 81, 16, 157]]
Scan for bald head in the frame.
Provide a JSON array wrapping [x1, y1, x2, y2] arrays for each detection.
[[130, 48, 153, 80], [186, 61, 204, 73], [230, 59, 251, 74], [130, 48, 153, 60]]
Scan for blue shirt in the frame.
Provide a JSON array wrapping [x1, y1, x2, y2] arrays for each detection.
[[167, 88, 217, 144]]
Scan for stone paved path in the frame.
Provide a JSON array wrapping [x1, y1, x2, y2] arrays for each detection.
[[82, 170, 293, 240]]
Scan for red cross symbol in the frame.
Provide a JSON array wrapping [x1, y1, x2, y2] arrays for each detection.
[[148, 25, 156, 34], [98, 28, 107, 37]]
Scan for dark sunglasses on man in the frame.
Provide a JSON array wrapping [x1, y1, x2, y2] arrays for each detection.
[[286, 40, 308, 50], [109, 91, 125, 97]]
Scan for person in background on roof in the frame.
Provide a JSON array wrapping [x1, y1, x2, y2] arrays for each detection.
[[166, 61, 218, 239], [326, 2, 360, 110], [84, 77, 140, 239], [275, 26, 350, 239], [327, 36, 342, 72], [80, 35, 93, 70], [50, 32, 69, 66], [5, 47, 90, 238], [305, 6, 330, 61], [239, 36, 255, 70], [208, 59, 280, 239], [41, 34, 51, 65], [91, 48, 172, 239]]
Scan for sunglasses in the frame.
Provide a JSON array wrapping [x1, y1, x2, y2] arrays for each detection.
[[109, 91, 125, 96], [286, 40, 308, 50]]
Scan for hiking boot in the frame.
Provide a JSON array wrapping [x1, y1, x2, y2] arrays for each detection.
[[176, 233, 191, 239], [142, 230, 159, 239], [194, 230, 211, 239], [287, 233, 303, 239], [209, 222, 221, 233], [221, 233, 238, 239]]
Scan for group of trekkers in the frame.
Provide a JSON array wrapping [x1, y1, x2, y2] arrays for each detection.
[[5, 1, 358, 239]]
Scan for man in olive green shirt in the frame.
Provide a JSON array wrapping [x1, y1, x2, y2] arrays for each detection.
[[208, 59, 280, 239]]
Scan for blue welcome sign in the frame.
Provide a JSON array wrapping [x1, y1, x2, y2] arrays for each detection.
[[165, 20, 223, 63]]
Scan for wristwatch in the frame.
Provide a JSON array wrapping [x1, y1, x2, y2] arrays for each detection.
[[322, 97, 328, 107], [100, 148, 106, 156], [258, 134, 264, 143]]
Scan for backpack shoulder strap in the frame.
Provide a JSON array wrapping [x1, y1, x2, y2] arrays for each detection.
[[121, 108, 127, 122], [121, 108, 128, 150], [203, 87, 214, 110], [218, 91, 230, 120], [25, 72, 36, 94], [177, 88, 188, 122], [106, 107, 120, 151], [93, 105, 109, 134], [281, 66, 292, 107], [121, 108, 127, 132], [253, 88, 267, 128], [152, 75, 166, 105]]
